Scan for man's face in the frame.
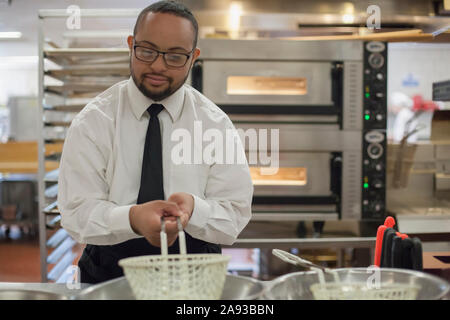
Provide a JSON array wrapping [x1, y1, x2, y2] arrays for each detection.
[[127, 12, 200, 101]]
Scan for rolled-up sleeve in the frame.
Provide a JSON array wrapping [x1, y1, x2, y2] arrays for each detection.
[[58, 114, 139, 245]]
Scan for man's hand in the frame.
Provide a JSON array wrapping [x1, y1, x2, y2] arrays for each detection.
[[129, 200, 182, 247], [167, 192, 194, 228]]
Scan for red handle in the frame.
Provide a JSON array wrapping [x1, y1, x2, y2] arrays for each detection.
[[374, 225, 386, 267], [384, 216, 395, 228], [374, 216, 396, 267]]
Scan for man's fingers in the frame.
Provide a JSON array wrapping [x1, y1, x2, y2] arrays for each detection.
[[164, 219, 180, 234], [160, 201, 183, 217], [167, 193, 182, 203]]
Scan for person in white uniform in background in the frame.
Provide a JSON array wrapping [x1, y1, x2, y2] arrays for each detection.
[[390, 92, 419, 143]]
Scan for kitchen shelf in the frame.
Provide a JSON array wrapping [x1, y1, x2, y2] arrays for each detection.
[[44, 48, 129, 66], [46, 215, 62, 230], [45, 66, 129, 79], [46, 228, 69, 247], [45, 84, 113, 95], [43, 169, 59, 182], [43, 201, 59, 215], [44, 184, 58, 198], [37, 9, 137, 282], [43, 104, 85, 112]]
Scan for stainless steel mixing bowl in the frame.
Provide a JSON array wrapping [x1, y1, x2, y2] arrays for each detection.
[[76, 274, 265, 300], [264, 268, 450, 300]]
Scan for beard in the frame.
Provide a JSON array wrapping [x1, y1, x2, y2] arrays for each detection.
[[130, 61, 190, 101]]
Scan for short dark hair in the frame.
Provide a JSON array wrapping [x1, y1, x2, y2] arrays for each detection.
[[133, 1, 198, 49]]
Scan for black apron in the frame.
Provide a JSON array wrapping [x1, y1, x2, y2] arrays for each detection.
[[79, 234, 221, 284]]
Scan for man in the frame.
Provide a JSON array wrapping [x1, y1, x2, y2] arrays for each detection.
[[58, 1, 253, 284]]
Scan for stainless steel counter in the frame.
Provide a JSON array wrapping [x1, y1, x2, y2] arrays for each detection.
[[226, 237, 376, 249], [0, 274, 265, 300], [0, 282, 89, 299]]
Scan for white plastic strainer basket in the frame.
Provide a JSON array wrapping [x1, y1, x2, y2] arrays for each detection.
[[119, 217, 230, 300]]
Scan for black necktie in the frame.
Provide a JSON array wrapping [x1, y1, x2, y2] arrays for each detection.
[[137, 103, 165, 204]]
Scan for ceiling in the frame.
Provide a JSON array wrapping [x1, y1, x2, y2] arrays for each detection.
[[0, 0, 449, 57], [0, 0, 155, 56]]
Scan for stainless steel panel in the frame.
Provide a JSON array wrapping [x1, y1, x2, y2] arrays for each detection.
[[341, 151, 362, 220], [436, 145, 450, 160], [236, 123, 361, 152], [230, 114, 338, 124], [252, 204, 336, 213], [202, 60, 333, 106], [397, 215, 450, 234], [198, 39, 363, 62], [251, 213, 338, 221], [226, 237, 376, 250], [342, 61, 363, 130], [435, 173, 450, 190]]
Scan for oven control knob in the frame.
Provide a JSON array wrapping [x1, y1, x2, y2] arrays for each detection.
[[368, 53, 385, 69], [372, 179, 384, 189], [376, 73, 384, 81], [369, 201, 384, 213], [375, 92, 384, 99], [367, 143, 383, 159], [370, 162, 383, 172], [375, 163, 383, 172]]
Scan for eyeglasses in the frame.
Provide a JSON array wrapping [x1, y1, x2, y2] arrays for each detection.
[[133, 42, 193, 68]]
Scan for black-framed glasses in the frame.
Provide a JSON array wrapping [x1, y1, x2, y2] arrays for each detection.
[[133, 42, 193, 68]]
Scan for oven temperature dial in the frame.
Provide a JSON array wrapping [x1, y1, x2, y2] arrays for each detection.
[[368, 53, 385, 69], [367, 142, 383, 159]]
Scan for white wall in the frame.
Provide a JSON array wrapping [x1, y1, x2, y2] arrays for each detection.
[[387, 43, 450, 141], [388, 42, 450, 100], [0, 56, 38, 106]]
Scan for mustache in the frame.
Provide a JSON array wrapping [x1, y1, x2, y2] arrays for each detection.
[[142, 73, 171, 80]]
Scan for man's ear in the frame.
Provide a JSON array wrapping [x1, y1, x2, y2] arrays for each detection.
[[189, 48, 200, 69], [192, 48, 200, 62], [127, 35, 134, 51]]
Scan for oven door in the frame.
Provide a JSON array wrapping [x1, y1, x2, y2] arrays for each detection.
[[193, 60, 343, 116], [249, 151, 341, 221]]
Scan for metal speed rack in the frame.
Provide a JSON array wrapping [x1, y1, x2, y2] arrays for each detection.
[[37, 9, 138, 282]]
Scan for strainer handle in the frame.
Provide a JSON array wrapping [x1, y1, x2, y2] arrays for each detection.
[[177, 217, 187, 255], [160, 217, 188, 255], [160, 217, 168, 256]]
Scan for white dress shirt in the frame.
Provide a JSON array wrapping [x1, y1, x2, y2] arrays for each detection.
[[58, 77, 253, 246]]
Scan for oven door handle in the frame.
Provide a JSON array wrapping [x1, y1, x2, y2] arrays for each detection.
[[330, 152, 342, 203], [331, 62, 344, 128]]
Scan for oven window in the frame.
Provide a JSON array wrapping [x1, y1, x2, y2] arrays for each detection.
[[227, 76, 307, 95], [250, 167, 307, 186]]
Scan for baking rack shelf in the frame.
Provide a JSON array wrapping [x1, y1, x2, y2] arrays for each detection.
[[37, 9, 137, 282]]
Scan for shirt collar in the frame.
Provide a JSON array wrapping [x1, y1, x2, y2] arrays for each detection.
[[126, 77, 184, 122]]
